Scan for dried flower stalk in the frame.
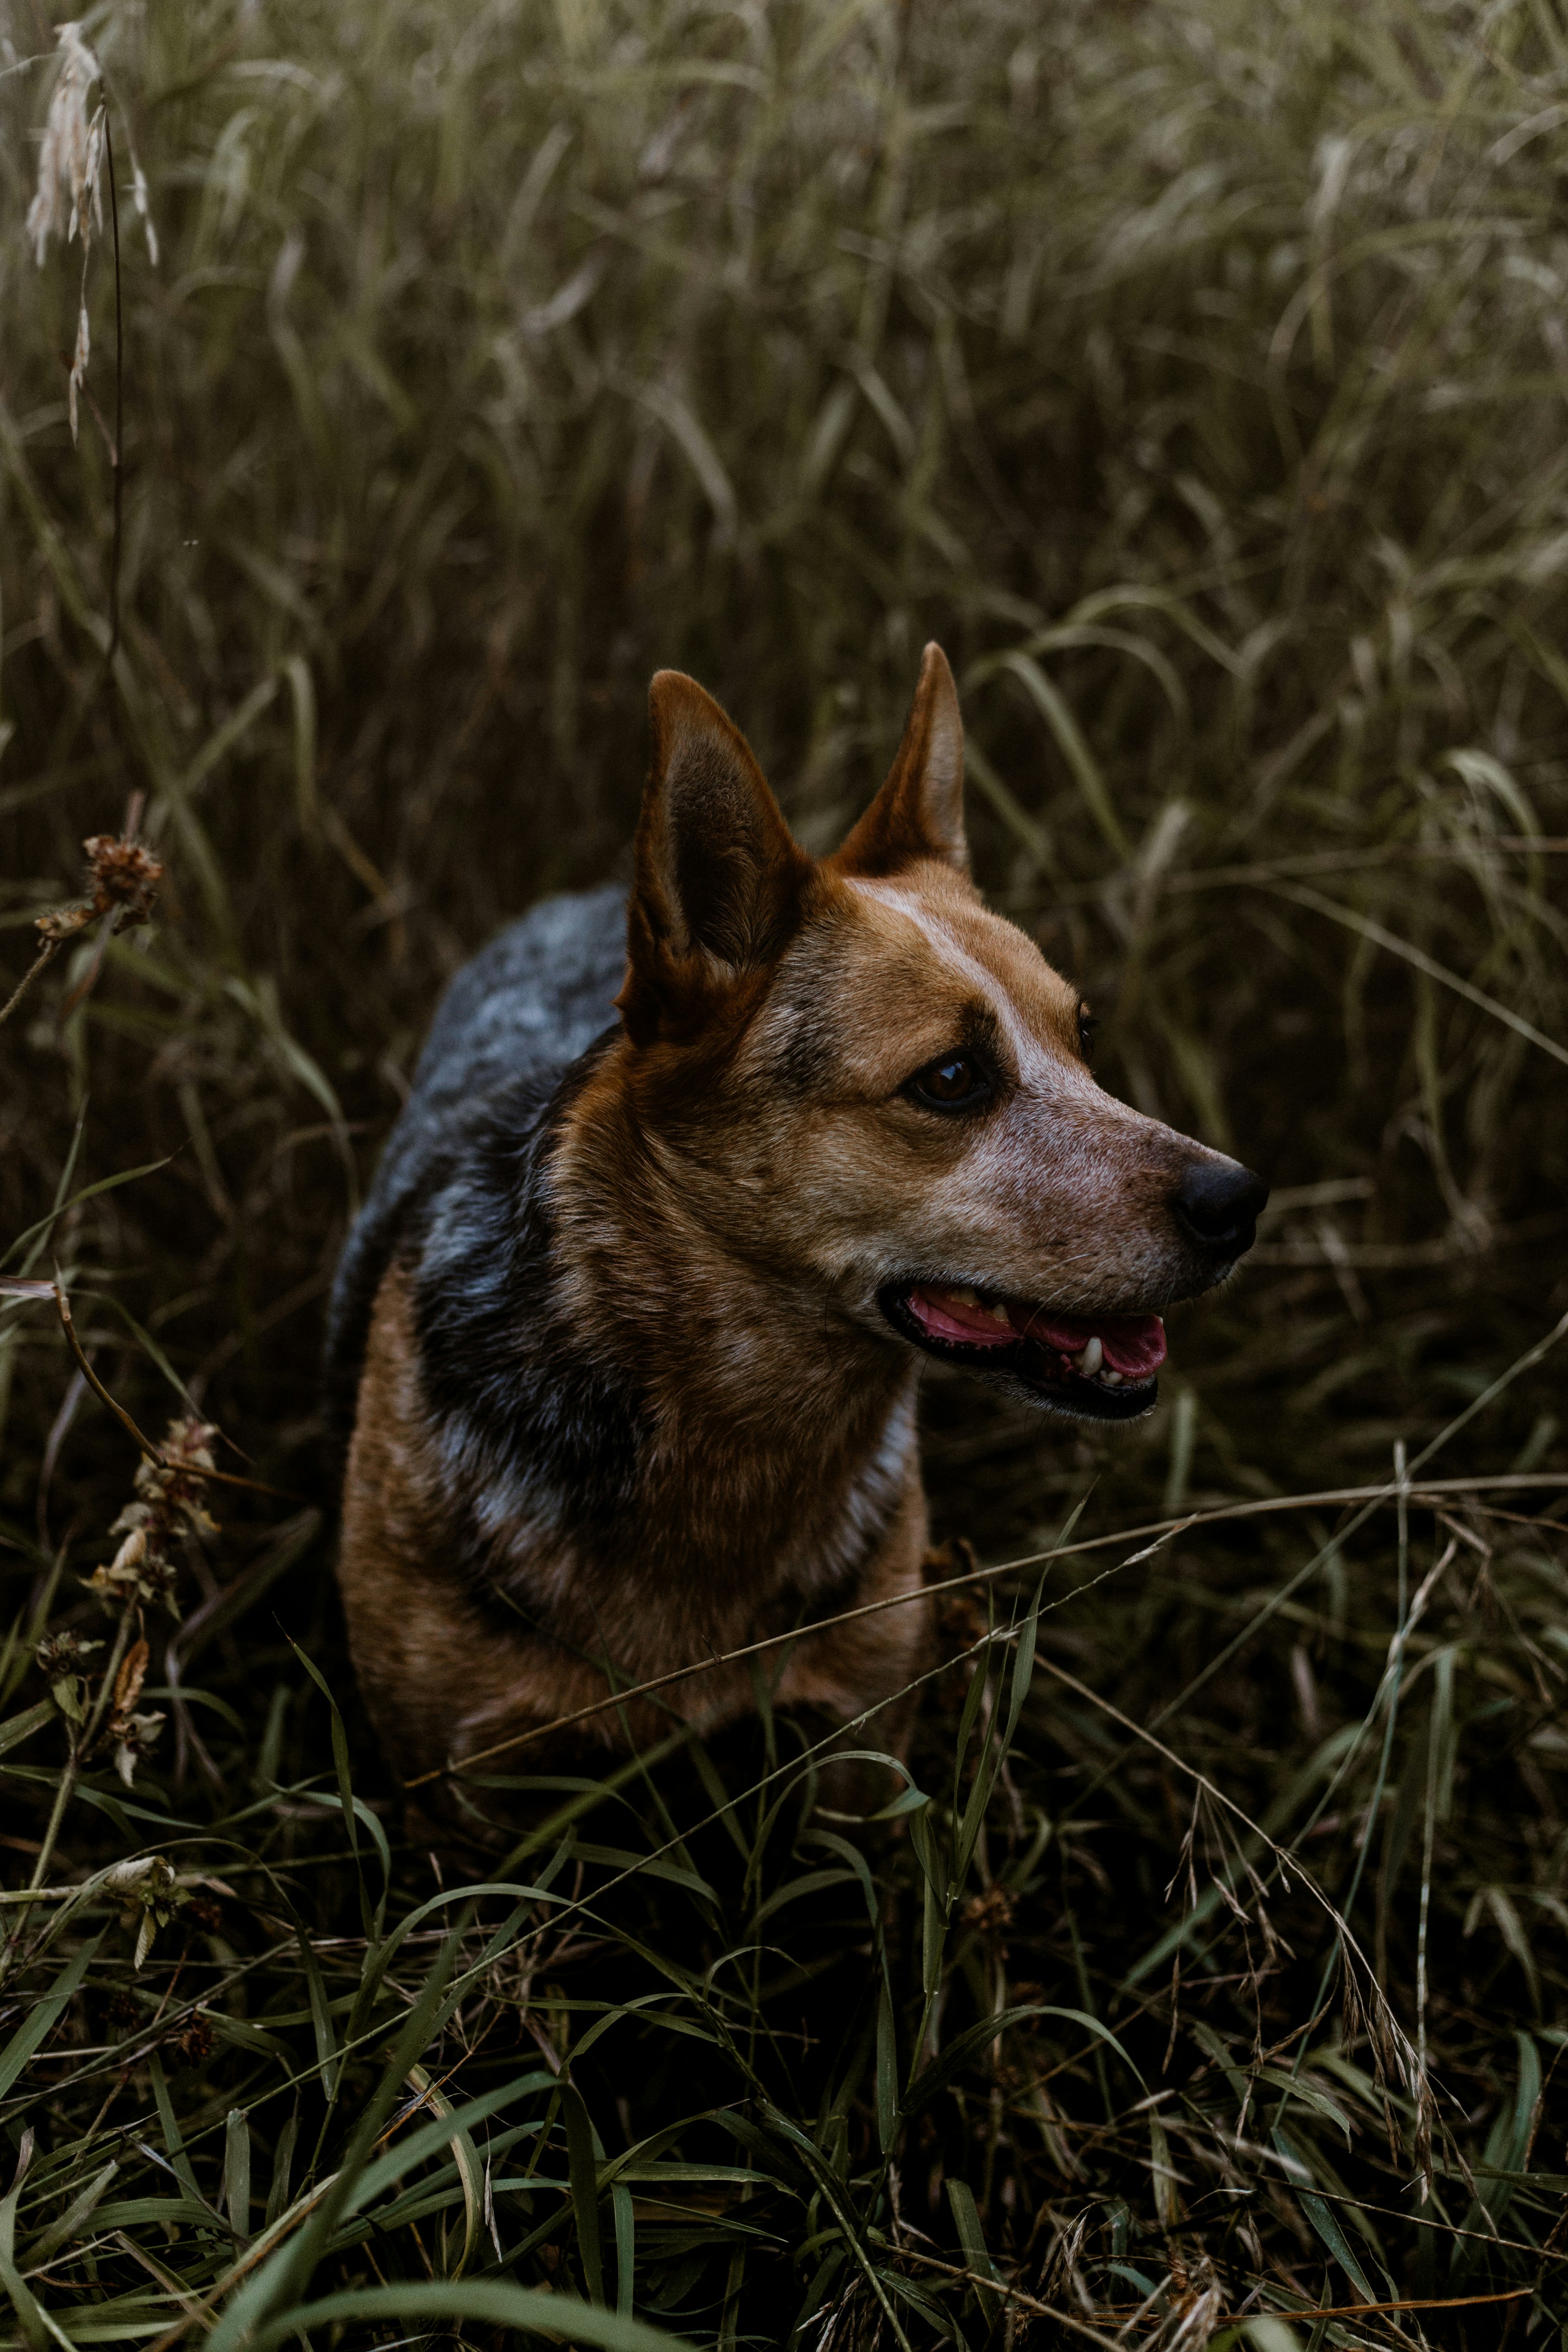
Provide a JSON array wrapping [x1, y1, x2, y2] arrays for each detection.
[[26, 24, 105, 444], [0, 810, 163, 1030]]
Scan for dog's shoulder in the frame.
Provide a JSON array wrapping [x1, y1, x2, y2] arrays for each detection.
[[323, 885, 628, 1438]]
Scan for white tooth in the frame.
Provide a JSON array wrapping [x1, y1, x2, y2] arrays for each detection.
[[980, 1299, 1011, 1327], [950, 1286, 980, 1308], [1075, 1335, 1104, 1378], [1101, 1369, 1123, 1387]]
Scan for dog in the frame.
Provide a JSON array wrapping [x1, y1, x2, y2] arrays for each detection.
[[325, 645, 1265, 1818]]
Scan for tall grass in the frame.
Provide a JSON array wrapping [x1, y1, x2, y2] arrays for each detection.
[[2, 0, 1568, 2343]]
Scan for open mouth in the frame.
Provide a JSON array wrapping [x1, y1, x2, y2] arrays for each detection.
[[879, 1280, 1167, 1422]]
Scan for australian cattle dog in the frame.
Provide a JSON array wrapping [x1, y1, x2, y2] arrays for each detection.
[[325, 646, 1265, 1817]]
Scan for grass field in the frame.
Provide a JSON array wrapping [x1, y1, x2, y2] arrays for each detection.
[[3, 0, 1568, 2343]]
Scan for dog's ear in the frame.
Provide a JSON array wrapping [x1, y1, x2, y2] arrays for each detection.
[[619, 671, 809, 1044], [832, 643, 968, 878]]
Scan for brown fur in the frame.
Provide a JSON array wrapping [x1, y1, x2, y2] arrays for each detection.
[[339, 1260, 930, 1788], [337, 645, 1257, 1818]]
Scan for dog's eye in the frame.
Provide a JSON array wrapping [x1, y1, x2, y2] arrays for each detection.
[[908, 1053, 989, 1112], [1078, 1004, 1097, 1063]]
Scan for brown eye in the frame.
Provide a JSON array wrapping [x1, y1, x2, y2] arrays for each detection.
[[1078, 1004, 1097, 1063], [908, 1053, 989, 1112]]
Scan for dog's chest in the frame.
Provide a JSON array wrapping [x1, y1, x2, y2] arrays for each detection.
[[480, 1376, 921, 1626]]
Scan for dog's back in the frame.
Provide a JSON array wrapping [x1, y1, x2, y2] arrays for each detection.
[[324, 882, 626, 1432]]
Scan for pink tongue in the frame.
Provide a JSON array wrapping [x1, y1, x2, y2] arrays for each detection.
[[907, 1289, 1167, 1376], [1015, 1309, 1167, 1378], [906, 1287, 1016, 1347]]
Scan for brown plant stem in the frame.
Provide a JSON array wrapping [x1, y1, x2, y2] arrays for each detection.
[[0, 937, 64, 1029], [52, 1283, 308, 1503]]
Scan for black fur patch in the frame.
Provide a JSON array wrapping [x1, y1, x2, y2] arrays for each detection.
[[407, 1037, 646, 1552], [324, 886, 645, 1568]]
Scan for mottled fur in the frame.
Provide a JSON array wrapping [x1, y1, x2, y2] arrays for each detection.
[[328, 647, 1258, 1812]]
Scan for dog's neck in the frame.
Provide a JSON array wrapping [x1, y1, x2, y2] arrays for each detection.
[[564, 1077, 922, 1588], [411, 1054, 922, 1612]]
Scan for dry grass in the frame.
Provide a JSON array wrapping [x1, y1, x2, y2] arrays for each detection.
[[2, 0, 1568, 2344]]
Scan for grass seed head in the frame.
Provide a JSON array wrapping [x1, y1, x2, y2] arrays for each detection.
[[26, 23, 106, 444], [68, 290, 91, 444], [129, 155, 157, 266], [25, 24, 103, 268]]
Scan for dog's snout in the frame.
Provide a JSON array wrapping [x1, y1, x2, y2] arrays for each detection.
[[1170, 1160, 1268, 1257]]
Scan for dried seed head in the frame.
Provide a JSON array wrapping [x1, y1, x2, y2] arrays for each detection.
[[130, 155, 158, 267], [83, 831, 163, 928], [68, 284, 92, 445], [109, 1635, 150, 1733], [102, 1853, 173, 1899], [105, 1852, 182, 1968], [89, 1420, 220, 1620], [25, 24, 103, 268], [112, 1707, 166, 1787], [87, 1546, 180, 1616], [31, 826, 162, 956], [87, 1525, 178, 1617], [36, 1626, 104, 1724], [35, 903, 95, 945], [961, 1884, 1015, 1937], [128, 1417, 221, 1538], [175, 2014, 215, 2066], [34, 1629, 102, 1677], [26, 25, 106, 449]]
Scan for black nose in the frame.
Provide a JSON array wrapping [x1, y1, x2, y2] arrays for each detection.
[[1170, 1160, 1269, 1256]]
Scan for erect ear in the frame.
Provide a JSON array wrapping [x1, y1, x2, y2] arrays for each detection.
[[831, 643, 968, 878], [618, 670, 810, 1045]]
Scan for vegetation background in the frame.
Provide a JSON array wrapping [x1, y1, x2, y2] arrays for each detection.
[[2, 0, 1567, 2343]]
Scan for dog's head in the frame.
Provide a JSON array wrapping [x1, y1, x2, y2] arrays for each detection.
[[612, 645, 1266, 1422]]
